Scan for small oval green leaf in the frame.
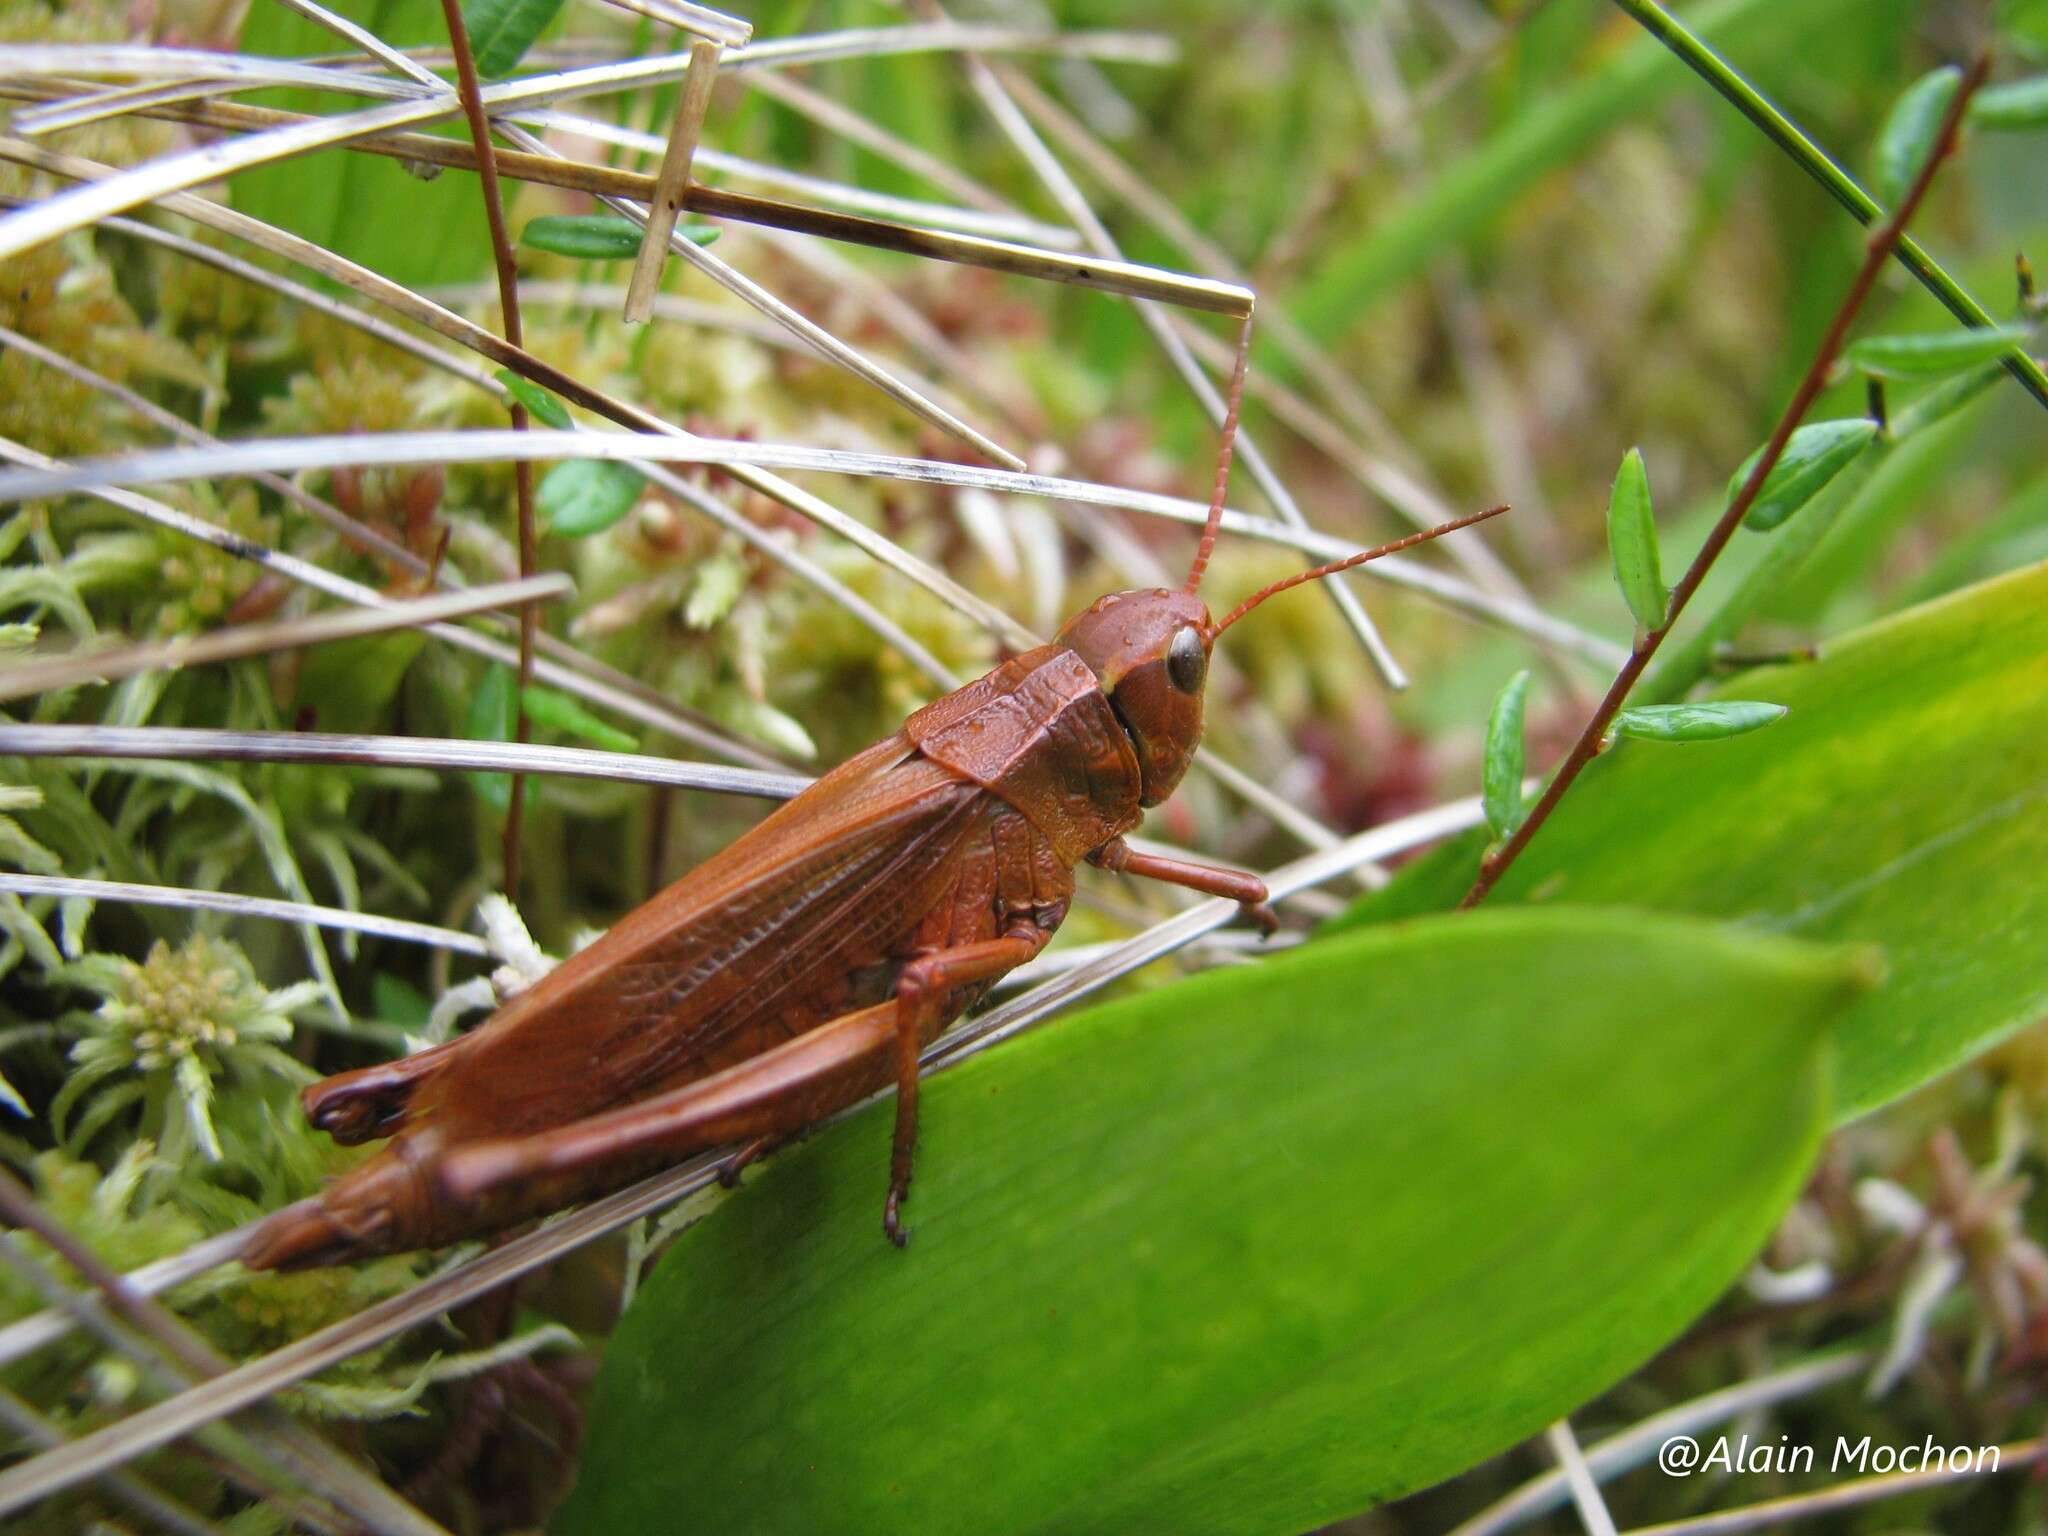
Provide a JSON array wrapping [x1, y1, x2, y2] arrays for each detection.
[[1612, 701, 1788, 742], [521, 214, 720, 260], [492, 369, 571, 429], [520, 685, 637, 752], [1844, 324, 2034, 380], [1972, 73, 2048, 128], [1482, 669, 1532, 841], [522, 215, 643, 260], [538, 460, 645, 537], [1871, 66, 1961, 205], [1606, 446, 1666, 632], [463, 0, 567, 78], [1732, 419, 1879, 532]]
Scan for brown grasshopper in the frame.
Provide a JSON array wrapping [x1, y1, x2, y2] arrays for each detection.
[[244, 339, 1504, 1270]]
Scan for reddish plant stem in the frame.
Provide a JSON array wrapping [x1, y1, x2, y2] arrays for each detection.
[[439, 0, 538, 899], [1460, 55, 1989, 910]]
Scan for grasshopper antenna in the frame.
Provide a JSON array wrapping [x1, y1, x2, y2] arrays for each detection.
[[1184, 312, 1253, 595], [1209, 504, 1511, 637]]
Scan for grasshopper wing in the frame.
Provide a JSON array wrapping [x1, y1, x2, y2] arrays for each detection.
[[410, 733, 989, 1143]]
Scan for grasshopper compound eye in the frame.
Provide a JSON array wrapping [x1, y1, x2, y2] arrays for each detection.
[[1167, 626, 1207, 693]]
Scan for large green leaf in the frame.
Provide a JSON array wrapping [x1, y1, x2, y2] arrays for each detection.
[[1330, 561, 2048, 1121], [558, 909, 1865, 1536], [233, 2, 494, 289]]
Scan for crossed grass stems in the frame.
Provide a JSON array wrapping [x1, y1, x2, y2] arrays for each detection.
[[0, 2, 2037, 1532]]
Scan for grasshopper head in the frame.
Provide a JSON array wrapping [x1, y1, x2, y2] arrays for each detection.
[[1056, 588, 1213, 807]]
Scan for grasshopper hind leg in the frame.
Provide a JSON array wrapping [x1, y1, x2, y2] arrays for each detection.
[[303, 1033, 471, 1144]]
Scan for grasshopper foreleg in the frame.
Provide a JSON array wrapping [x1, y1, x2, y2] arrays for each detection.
[[886, 927, 1050, 1247], [1087, 837, 1276, 935]]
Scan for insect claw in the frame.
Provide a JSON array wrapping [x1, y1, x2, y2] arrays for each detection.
[[715, 1135, 775, 1190], [1243, 902, 1279, 939], [884, 1190, 911, 1248]]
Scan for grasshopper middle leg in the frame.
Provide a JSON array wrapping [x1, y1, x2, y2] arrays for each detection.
[[885, 926, 1050, 1247]]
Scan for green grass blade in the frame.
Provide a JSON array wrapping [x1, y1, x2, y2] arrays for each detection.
[[1284, 0, 1858, 340]]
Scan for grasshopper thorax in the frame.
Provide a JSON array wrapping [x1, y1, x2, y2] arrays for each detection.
[[1055, 588, 1213, 808]]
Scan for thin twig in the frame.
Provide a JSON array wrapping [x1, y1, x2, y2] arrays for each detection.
[[0, 1383, 227, 1536], [437, 0, 537, 899], [0, 416, 770, 768], [623, 38, 721, 324], [0, 83, 1247, 313], [0, 573, 567, 702], [593, 0, 749, 48], [0, 873, 491, 956], [0, 724, 808, 798], [1546, 1420, 1620, 1536], [0, 141, 808, 768], [0, 428, 1619, 666], [1458, 57, 1990, 909]]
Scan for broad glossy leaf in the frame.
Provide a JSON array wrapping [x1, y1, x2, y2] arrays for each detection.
[[1871, 66, 1961, 205], [1733, 419, 1879, 532], [1330, 562, 2048, 1120], [1844, 324, 2034, 380], [1607, 447, 1667, 632], [561, 909, 1865, 1536]]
